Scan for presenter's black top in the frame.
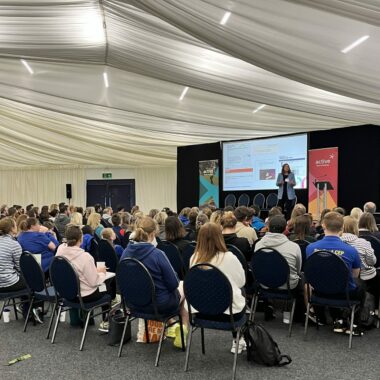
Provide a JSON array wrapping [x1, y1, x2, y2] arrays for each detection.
[[282, 174, 288, 200]]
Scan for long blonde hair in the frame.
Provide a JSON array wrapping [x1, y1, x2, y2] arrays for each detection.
[[192, 223, 227, 265], [70, 212, 83, 226], [87, 213, 101, 230], [343, 216, 359, 236]]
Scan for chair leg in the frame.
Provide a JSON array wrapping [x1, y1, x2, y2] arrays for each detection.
[[79, 310, 92, 351], [250, 295, 258, 322], [288, 299, 296, 337], [51, 305, 62, 344], [304, 302, 310, 340], [179, 315, 185, 352], [377, 296, 380, 329], [200, 327, 206, 354], [12, 298, 19, 320], [155, 320, 167, 367], [118, 315, 130, 358], [348, 306, 356, 349], [184, 326, 193, 372], [0, 299, 7, 320], [46, 302, 58, 339], [232, 327, 241, 380], [144, 319, 150, 343], [23, 296, 34, 332]]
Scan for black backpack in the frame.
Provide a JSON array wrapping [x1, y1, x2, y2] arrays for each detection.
[[243, 321, 292, 366], [360, 291, 376, 328]]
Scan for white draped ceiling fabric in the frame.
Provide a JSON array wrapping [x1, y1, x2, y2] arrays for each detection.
[[0, 0, 378, 207]]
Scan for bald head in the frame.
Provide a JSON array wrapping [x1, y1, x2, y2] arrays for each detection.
[[364, 202, 376, 214]]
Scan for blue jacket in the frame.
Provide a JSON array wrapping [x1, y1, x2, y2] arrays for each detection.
[[80, 234, 94, 252], [120, 242, 179, 305], [276, 172, 296, 200], [251, 217, 265, 232]]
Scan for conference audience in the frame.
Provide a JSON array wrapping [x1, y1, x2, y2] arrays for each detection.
[[190, 222, 246, 354], [17, 217, 58, 274], [101, 228, 123, 258], [210, 210, 224, 226], [179, 207, 191, 226], [306, 212, 363, 335], [233, 206, 258, 246], [153, 211, 167, 240], [70, 212, 83, 226], [221, 212, 252, 262], [289, 214, 316, 243], [111, 213, 126, 248], [184, 210, 197, 241], [164, 216, 190, 254], [55, 204, 70, 238], [364, 202, 377, 214], [350, 207, 363, 221], [250, 205, 265, 233], [195, 213, 209, 239], [87, 213, 104, 240], [101, 207, 113, 228], [120, 217, 188, 347]]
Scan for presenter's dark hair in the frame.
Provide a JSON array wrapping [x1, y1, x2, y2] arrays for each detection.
[[281, 163, 291, 175]]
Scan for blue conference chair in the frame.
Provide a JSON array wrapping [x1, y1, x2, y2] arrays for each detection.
[[116, 258, 185, 365], [49, 256, 111, 350], [304, 250, 361, 349], [252, 193, 265, 209], [250, 248, 297, 337], [293, 239, 310, 271], [238, 193, 250, 207], [184, 263, 246, 380], [0, 287, 30, 322], [182, 242, 196, 273], [19, 252, 57, 336], [224, 194, 236, 208], [98, 240, 119, 272], [266, 193, 278, 209], [157, 241, 185, 280]]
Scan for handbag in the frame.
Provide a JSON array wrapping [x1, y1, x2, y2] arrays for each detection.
[[108, 311, 132, 346]]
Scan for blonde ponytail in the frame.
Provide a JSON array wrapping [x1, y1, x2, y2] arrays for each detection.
[[134, 227, 149, 242]]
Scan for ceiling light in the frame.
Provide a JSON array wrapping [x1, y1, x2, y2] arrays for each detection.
[[220, 11, 231, 25], [252, 104, 266, 113], [341, 35, 369, 53], [179, 86, 189, 101], [20, 59, 34, 75], [103, 72, 109, 88]]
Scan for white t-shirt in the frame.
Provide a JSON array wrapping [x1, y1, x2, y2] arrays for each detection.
[[189, 251, 246, 314]]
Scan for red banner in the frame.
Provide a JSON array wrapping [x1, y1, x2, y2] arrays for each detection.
[[308, 147, 338, 218]]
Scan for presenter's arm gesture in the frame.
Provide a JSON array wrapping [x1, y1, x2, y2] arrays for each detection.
[[289, 173, 296, 187], [276, 174, 283, 186]]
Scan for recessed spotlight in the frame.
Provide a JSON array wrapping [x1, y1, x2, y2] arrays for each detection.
[[103, 72, 109, 88], [253, 104, 266, 113], [20, 59, 34, 75], [341, 35, 369, 53], [220, 11, 231, 25], [179, 86, 189, 101]]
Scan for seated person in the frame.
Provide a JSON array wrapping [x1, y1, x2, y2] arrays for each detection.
[[250, 205, 265, 233], [255, 215, 302, 290], [289, 214, 316, 243], [190, 222, 246, 354], [121, 217, 188, 348], [221, 212, 252, 262], [101, 228, 124, 258], [164, 216, 190, 254], [56, 225, 109, 330], [234, 206, 258, 246], [18, 217, 58, 273], [306, 211, 363, 334], [111, 213, 127, 248], [154, 211, 168, 241], [358, 212, 380, 259]]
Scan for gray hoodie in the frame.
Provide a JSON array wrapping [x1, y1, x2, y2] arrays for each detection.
[[254, 232, 302, 289]]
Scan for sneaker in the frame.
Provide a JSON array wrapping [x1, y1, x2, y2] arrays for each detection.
[[173, 324, 188, 348], [32, 308, 44, 324], [231, 338, 247, 354], [306, 312, 324, 326], [345, 325, 364, 336], [111, 298, 120, 308], [167, 323, 179, 339], [98, 321, 109, 333], [333, 319, 346, 333]]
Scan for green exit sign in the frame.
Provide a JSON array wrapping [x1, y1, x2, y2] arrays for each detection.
[[102, 173, 112, 179]]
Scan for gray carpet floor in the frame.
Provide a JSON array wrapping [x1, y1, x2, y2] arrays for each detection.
[[0, 308, 379, 380]]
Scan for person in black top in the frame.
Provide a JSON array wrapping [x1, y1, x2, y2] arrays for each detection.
[[276, 163, 296, 220], [221, 212, 252, 262], [165, 216, 190, 253]]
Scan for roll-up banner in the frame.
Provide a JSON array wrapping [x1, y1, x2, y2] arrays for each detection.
[[199, 159, 219, 207], [308, 147, 338, 218]]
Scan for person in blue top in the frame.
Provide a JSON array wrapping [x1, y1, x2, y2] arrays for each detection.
[[120, 216, 188, 347], [306, 211, 363, 334], [250, 205, 265, 233], [17, 217, 58, 273]]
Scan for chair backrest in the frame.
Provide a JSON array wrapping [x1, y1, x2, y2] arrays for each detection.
[[182, 242, 196, 272], [293, 239, 310, 270], [116, 258, 155, 311], [304, 250, 350, 295], [224, 193, 236, 208], [184, 263, 232, 316], [251, 248, 290, 289], [50, 256, 80, 301], [20, 252, 46, 293], [157, 241, 185, 279], [226, 244, 248, 275], [98, 240, 118, 272], [266, 193, 278, 209], [252, 193, 265, 209], [89, 238, 99, 262], [238, 193, 250, 207]]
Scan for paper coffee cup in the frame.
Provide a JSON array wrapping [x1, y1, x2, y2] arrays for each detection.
[[59, 311, 66, 322], [97, 261, 106, 269], [3, 308, 11, 323]]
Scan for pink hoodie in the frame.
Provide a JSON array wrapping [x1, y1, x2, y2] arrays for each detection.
[[56, 244, 106, 297]]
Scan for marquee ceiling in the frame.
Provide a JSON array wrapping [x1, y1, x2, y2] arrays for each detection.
[[0, 0, 378, 168]]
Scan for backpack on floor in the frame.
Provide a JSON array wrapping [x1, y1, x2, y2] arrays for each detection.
[[243, 321, 292, 366]]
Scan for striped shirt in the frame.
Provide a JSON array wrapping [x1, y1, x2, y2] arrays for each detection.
[[0, 234, 22, 288]]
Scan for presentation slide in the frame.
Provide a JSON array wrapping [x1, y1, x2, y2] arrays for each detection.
[[223, 134, 307, 191]]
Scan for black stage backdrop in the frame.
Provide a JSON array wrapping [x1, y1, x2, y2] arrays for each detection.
[[177, 125, 380, 212]]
